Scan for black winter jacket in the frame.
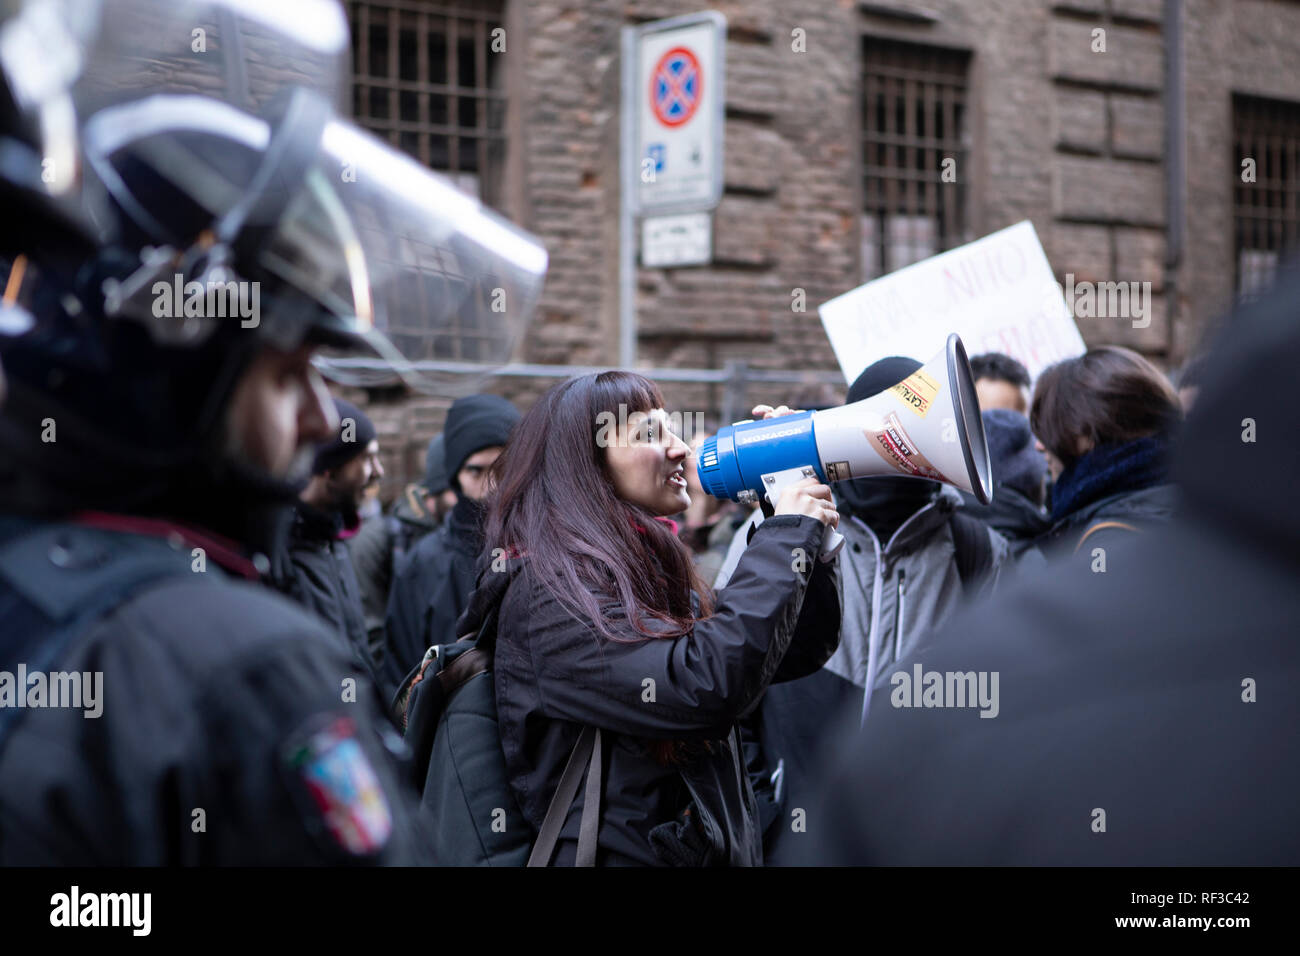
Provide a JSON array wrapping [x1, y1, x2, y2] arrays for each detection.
[[489, 514, 841, 866], [1040, 483, 1179, 561], [276, 501, 378, 685], [0, 515, 436, 865], [382, 495, 483, 697], [959, 485, 1050, 561]]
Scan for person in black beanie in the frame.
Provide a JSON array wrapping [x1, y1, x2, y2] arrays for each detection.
[[717, 355, 1010, 865], [275, 397, 385, 686], [382, 393, 521, 699], [958, 408, 1050, 563]]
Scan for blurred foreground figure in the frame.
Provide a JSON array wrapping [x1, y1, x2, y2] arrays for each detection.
[[804, 264, 1300, 865], [0, 0, 545, 864]]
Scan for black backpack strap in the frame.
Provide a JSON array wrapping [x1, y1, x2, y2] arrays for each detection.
[[527, 726, 602, 867], [948, 512, 995, 595]]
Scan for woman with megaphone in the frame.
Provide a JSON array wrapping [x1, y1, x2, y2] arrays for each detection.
[[470, 370, 841, 866]]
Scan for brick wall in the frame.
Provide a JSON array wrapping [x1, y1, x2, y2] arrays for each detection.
[[347, 0, 1300, 497]]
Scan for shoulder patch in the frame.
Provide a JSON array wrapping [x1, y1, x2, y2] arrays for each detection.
[[282, 714, 393, 857]]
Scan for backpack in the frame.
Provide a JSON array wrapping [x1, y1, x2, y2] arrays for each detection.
[[947, 511, 995, 594], [394, 567, 603, 866]]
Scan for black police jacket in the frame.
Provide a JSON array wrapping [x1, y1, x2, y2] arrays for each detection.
[[0, 514, 437, 865], [491, 514, 841, 866]]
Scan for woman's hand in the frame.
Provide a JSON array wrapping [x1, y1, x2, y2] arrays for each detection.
[[751, 404, 801, 419], [772, 475, 839, 528]]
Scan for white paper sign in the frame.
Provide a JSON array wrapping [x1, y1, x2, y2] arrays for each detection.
[[819, 221, 1086, 383]]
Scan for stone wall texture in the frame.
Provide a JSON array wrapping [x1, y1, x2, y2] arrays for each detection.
[[343, 0, 1300, 498]]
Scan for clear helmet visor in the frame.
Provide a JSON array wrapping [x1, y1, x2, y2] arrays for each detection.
[[1, 0, 348, 197], [81, 95, 548, 392], [267, 118, 548, 389]]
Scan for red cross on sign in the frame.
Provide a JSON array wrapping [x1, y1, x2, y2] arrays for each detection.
[[650, 46, 702, 127]]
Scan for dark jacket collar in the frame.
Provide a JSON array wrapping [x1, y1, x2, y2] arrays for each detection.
[[290, 499, 344, 545], [1050, 437, 1171, 523]]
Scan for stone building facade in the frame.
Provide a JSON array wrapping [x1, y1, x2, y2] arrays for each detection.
[[342, 0, 1300, 496]]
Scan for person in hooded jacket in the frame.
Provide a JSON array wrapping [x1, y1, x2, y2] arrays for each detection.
[[275, 398, 384, 684], [1031, 346, 1183, 562], [472, 371, 841, 866], [802, 261, 1300, 866], [381, 394, 519, 696], [958, 408, 1049, 564], [714, 356, 1011, 865]]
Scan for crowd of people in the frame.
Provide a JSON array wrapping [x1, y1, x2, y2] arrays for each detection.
[[0, 0, 1295, 868]]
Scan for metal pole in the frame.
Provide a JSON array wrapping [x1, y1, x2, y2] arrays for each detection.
[[619, 25, 637, 368]]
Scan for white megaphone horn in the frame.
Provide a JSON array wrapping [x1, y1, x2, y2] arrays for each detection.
[[697, 333, 993, 560]]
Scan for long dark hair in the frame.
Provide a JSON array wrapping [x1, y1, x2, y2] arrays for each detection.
[[1031, 346, 1182, 466], [482, 371, 715, 642]]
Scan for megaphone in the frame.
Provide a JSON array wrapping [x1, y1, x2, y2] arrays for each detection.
[[697, 333, 992, 561]]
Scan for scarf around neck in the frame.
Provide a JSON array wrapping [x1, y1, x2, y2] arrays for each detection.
[[1050, 436, 1170, 523]]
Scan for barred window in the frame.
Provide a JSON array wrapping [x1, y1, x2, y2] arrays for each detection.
[[861, 38, 971, 281], [347, 1, 507, 207], [1233, 94, 1300, 298]]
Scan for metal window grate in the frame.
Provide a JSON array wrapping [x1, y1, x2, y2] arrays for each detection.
[[1233, 94, 1300, 297], [347, 1, 506, 204], [345, 1, 508, 363], [861, 38, 971, 281]]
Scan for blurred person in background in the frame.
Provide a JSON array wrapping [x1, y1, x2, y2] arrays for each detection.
[[958, 409, 1049, 564], [274, 397, 383, 685], [382, 394, 519, 695], [1031, 346, 1183, 561], [349, 432, 451, 694], [969, 352, 1031, 414]]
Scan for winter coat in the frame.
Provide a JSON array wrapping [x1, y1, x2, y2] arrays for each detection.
[[718, 485, 1010, 864], [347, 487, 438, 660], [1039, 437, 1179, 561], [959, 485, 1050, 563], [0, 513, 436, 864], [381, 495, 483, 699], [276, 501, 378, 685], [491, 514, 841, 866]]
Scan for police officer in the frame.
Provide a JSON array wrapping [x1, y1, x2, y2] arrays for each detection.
[[0, 2, 547, 864]]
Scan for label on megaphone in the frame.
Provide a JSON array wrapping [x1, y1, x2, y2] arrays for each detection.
[[865, 411, 944, 481]]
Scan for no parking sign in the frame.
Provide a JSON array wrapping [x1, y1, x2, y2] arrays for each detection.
[[631, 12, 724, 213]]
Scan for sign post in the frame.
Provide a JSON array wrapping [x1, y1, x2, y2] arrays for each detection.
[[620, 11, 725, 366]]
